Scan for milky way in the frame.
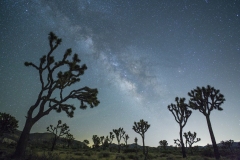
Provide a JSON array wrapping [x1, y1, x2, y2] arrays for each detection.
[[0, 0, 240, 147]]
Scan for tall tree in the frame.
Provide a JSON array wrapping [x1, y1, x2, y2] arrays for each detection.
[[188, 85, 225, 160], [183, 131, 201, 154], [132, 119, 150, 155], [13, 32, 99, 158], [46, 120, 70, 151], [159, 140, 168, 150], [92, 135, 100, 148], [168, 97, 192, 158], [113, 127, 125, 153], [0, 112, 18, 137]]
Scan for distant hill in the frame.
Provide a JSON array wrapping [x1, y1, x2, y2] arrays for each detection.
[[2, 130, 86, 148]]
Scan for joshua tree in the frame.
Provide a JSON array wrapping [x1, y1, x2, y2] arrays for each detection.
[[46, 120, 70, 151], [12, 32, 99, 158], [132, 119, 150, 155], [108, 132, 115, 152], [168, 97, 192, 158], [113, 127, 125, 153], [134, 137, 138, 153], [123, 134, 129, 148], [92, 135, 100, 148], [183, 131, 201, 154], [159, 140, 168, 150], [65, 133, 75, 148], [188, 85, 225, 160], [221, 139, 234, 152], [0, 112, 18, 137]]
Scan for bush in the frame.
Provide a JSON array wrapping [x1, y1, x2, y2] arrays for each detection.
[[74, 152, 82, 156], [127, 154, 136, 159], [201, 149, 214, 157], [123, 148, 136, 153]]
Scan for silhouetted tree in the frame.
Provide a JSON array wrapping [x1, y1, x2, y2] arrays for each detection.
[[188, 85, 225, 160], [123, 134, 129, 148], [0, 112, 18, 137], [65, 133, 74, 148], [183, 131, 201, 154], [159, 140, 168, 150], [221, 139, 234, 152], [174, 139, 181, 147], [134, 137, 138, 154], [113, 127, 125, 153], [46, 120, 70, 151], [108, 132, 115, 152], [92, 135, 100, 148], [132, 119, 150, 156], [168, 97, 192, 158], [13, 32, 99, 158], [100, 136, 105, 148]]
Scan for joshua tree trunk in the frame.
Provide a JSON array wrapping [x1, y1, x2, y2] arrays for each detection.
[[12, 117, 34, 158], [180, 127, 187, 158], [118, 142, 120, 153], [206, 115, 220, 160], [51, 136, 57, 151], [142, 136, 145, 155]]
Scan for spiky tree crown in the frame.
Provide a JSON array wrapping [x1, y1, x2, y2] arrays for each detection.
[[46, 120, 70, 137], [168, 97, 192, 127], [132, 119, 150, 137], [188, 85, 225, 116], [24, 32, 100, 119], [183, 131, 201, 146], [113, 127, 125, 143]]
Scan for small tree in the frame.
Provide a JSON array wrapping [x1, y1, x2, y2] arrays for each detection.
[[46, 120, 70, 151], [13, 32, 99, 158], [221, 139, 234, 153], [159, 140, 168, 150], [134, 137, 138, 154], [0, 112, 18, 137], [113, 127, 125, 153], [188, 85, 225, 160], [108, 132, 115, 152], [183, 131, 201, 154], [132, 119, 150, 155], [92, 135, 100, 148], [168, 97, 192, 158], [123, 134, 129, 148], [65, 133, 75, 148]]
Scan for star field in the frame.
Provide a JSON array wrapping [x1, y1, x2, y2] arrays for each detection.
[[0, 0, 240, 147]]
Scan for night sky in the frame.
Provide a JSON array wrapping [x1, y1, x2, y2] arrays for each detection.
[[0, 0, 240, 147]]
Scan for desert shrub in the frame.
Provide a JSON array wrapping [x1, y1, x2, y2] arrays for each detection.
[[127, 154, 135, 159], [74, 152, 82, 156], [85, 151, 91, 157], [161, 150, 172, 154], [166, 156, 174, 160], [102, 152, 110, 157], [115, 154, 125, 160], [123, 148, 136, 153], [146, 153, 155, 159], [159, 153, 167, 157], [201, 148, 214, 157]]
